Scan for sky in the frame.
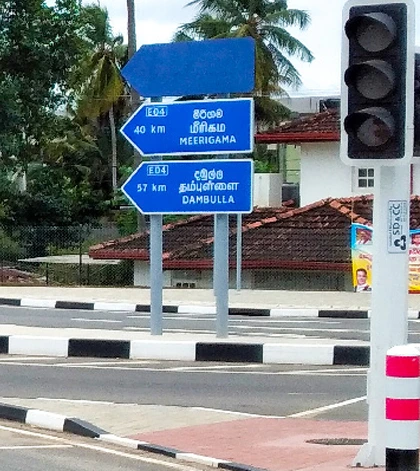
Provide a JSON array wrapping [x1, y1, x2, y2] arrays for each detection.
[[87, 0, 420, 97]]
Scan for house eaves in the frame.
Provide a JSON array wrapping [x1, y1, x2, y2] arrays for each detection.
[[255, 109, 340, 144], [89, 196, 378, 269]]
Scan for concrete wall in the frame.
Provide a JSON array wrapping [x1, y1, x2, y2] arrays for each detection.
[[134, 261, 172, 287], [133, 261, 351, 291], [300, 142, 353, 206], [253, 173, 283, 207]]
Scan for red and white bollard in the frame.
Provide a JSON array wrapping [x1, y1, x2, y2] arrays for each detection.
[[386, 345, 420, 471]]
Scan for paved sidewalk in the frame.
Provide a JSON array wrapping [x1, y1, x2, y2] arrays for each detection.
[[0, 398, 370, 471], [0, 286, 377, 310]]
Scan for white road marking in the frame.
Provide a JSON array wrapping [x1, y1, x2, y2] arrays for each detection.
[[0, 424, 66, 440], [233, 325, 369, 334], [123, 327, 215, 334], [73, 441, 201, 470], [51, 360, 157, 367], [0, 359, 367, 375], [191, 405, 285, 419], [287, 395, 367, 418], [0, 424, 198, 470], [0, 356, 54, 361], [71, 318, 122, 324], [168, 364, 265, 371], [0, 444, 73, 450]]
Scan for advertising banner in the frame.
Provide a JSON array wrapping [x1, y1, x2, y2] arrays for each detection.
[[351, 223, 420, 292]]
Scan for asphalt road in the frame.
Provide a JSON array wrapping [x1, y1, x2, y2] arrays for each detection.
[[0, 357, 368, 420], [0, 422, 202, 471], [2, 305, 420, 341]]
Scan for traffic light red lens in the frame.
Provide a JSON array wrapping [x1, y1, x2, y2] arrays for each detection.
[[346, 12, 396, 52]]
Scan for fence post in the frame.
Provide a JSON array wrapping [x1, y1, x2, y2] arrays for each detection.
[[78, 224, 83, 285], [386, 345, 420, 471]]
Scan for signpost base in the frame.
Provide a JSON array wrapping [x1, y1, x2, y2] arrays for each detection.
[[353, 442, 383, 468]]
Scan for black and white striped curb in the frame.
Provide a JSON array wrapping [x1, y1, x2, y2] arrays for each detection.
[[0, 402, 264, 471], [0, 296, 417, 319], [0, 334, 369, 365]]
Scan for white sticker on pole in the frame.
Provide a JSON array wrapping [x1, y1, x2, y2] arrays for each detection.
[[388, 200, 409, 253]]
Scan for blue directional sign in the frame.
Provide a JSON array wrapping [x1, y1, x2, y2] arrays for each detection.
[[122, 159, 253, 215], [121, 37, 255, 97], [120, 98, 254, 157]]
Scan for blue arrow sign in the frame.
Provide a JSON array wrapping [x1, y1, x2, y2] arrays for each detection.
[[121, 37, 255, 97], [120, 98, 254, 157], [122, 159, 253, 215]]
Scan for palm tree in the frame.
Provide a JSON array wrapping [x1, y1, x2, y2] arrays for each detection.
[[126, 0, 136, 60], [175, 0, 314, 126], [126, 0, 141, 112], [125, 0, 146, 232], [75, 5, 127, 192]]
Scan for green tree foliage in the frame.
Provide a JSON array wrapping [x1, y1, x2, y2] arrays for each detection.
[[0, 0, 85, 167], [175, 0, 314, 127], [0, 1, 133, 229], [73, 5, 128, 192]]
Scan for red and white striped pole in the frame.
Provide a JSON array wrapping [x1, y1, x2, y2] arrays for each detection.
[[386, 345, 420, 471]]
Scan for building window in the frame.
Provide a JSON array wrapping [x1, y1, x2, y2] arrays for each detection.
[[357, 168, 374, 188]]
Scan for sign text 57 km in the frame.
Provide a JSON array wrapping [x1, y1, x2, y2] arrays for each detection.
[[120, 98, 254, 157], [122, 159, 253, 215]]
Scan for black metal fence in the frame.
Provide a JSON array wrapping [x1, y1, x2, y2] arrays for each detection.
[[0, 224, 133, 286], [0, 223, 352, 291]]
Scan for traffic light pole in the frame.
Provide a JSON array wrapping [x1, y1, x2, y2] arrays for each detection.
[[353, 164, 410, 467], [340, 1, 415, 463]]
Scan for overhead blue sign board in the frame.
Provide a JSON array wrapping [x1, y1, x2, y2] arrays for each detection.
[[121, 37, 255, 97], [122, 159, 253, 215], [120, 98, 254, 157]]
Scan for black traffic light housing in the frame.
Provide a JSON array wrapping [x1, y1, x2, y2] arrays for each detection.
[[340, 0, 414, 165]]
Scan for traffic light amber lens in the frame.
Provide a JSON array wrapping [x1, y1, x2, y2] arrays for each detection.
[[345, 61, 394, 99], [356, 68, 392, 99], [346, 13, 396, 52]]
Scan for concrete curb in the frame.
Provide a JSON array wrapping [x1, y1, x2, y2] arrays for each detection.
[[0, 334, 370, 365], [0, 402, 268, 471], [1, 296, 417, 319]]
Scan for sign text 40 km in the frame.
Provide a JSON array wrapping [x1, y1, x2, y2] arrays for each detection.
[[120, 98, 254, 157]]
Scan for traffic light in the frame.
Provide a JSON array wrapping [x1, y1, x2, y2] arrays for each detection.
[[340, 0, 414, 166]]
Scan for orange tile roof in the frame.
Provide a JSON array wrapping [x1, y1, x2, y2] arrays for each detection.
[[89, 195, 420, 271], [256, 110, 340, 144]]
